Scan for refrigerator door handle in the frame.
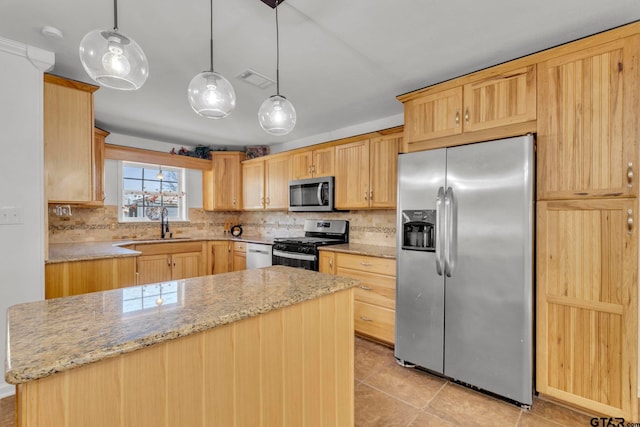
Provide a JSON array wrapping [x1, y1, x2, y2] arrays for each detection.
[[435, 187, 445, 276], [444, 187, 457, 277]]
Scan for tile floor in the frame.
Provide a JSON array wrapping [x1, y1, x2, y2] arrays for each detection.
[[0, 337, 611, 427]]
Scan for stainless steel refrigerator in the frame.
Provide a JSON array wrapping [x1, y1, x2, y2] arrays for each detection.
[[395, 134, 534, 406]]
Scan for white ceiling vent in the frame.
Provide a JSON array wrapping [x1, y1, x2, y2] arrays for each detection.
[[236, 69, 275, 89]]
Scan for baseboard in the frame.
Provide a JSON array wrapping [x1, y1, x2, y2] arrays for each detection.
[[0, 382, 15, 399]]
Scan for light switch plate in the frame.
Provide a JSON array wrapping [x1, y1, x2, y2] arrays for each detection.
[[0, 206, 23, 225]]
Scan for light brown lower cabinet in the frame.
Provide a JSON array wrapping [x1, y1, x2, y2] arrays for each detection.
[[208, 240, 232, 274], [233, 241, 247, 271], [16, 289, 355, 427], [45, 257, 137, 298], [321, 251, 396, 346], [536, 199, 637, 420], [135, 241, 206, 285]]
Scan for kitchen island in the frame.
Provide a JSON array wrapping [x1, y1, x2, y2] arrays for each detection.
[[5, 266, 357, 427]]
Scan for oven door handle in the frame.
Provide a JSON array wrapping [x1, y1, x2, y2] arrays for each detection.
[[273, 249, 317, 262]]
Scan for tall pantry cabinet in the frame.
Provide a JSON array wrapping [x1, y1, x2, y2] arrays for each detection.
[[536, 35, 639, 420]]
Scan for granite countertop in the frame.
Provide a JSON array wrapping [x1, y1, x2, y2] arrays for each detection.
[[5, 266, 358, 385], [319, 243, 396, 259], [47, 235, 274, 264]]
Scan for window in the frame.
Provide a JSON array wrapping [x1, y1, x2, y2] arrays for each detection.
[[119, 161, 187, 222]]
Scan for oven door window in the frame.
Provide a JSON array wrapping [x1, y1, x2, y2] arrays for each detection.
[[272, 250, 318, 271], [290, 182, 329, 208]]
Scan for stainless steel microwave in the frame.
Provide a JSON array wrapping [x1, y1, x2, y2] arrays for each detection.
[[288, 176, 335, 212]]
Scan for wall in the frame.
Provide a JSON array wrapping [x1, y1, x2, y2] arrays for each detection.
[[0, 38, 54, 397]]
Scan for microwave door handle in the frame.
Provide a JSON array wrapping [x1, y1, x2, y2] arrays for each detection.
[[317, 183, 324, 205]]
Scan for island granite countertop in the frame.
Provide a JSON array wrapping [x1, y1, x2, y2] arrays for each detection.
[[5, 266, 358, 384]]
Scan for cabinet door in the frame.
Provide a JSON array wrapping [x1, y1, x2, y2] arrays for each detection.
[[537, 199, 637, 420], [335, 139, 371, 209], [404, 86, 462, 144], [44, 76, 97, 204], [291, 151, 313, 180], [242, 161, 265, 210], [462, 65, 536, 133], [318, 251, 335, 275], [538, 37, 638, 200], [369, 135, 399, 208], [265, 155, 291, 210], [312, 146, 334, 178], [137, 255, 172, 285], [171, 252, 203, 280], [233, 253, 246, 271], [92, 127, 108, 206], [204, 153, 243, 211], [209, 241, 232, 275]]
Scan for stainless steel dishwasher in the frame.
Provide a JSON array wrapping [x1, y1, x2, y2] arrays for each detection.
[[246, 243, 273, 269]]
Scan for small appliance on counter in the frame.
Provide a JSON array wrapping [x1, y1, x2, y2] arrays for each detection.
[[272, 219, 348, 270], [230, 224, 243, 237]]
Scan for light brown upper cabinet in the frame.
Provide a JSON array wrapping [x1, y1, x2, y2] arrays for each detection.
[[401, 65, 536, 151], [537, 37, 639, 200], [44, 74, 100, 205], [536, 199, 637, 419], [335, 133, 400, 210], [242, 154, 291, 210], [93, 127, 108, 206], [291, 146, 335, 180], [203, 151, 244, 211]]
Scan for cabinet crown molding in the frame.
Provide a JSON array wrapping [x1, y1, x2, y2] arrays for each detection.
[[0, 36, 54, 71]]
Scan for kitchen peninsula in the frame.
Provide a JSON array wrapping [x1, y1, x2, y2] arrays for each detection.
[[5, 266, 357, 427]]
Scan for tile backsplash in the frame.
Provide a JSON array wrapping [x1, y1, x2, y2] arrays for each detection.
[[48, 206, 397, 247]]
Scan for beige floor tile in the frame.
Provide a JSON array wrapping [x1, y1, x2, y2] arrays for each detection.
[[529, 398, 594, 426], [364, 363, 447, 409], [409, 410, 457, 426], [355, 382, 420, 427], [354, 337, 395, 381], [518, 412, 565, 427], [427, 383, 521, 427]]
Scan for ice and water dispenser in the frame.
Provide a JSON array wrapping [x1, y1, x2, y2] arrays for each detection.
[[401, 210, 436, 251]]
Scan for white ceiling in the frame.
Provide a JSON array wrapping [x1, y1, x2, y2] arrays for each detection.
[[3, 0, 640, 149]]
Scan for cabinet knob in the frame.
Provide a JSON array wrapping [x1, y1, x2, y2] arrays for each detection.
[[370, 190, 373, 200], [364, 192, 368, 201], [329, 258, 333, 270], [628, 162, 633, 187], [360, 316, 373, 322], [266, 197, 271, 205], [455, 111, 460, 127], [360, 261, 372, 267], [464, 108, 469, 124], [359, 285, 373, 291], [628, 209, 633, 235]]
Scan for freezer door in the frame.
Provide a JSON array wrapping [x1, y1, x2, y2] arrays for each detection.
[[395, 148, 446, 373], [443, 135, 534, 405]]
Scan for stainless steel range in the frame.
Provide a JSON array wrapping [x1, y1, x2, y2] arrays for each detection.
[[272, 219, 349, 270]]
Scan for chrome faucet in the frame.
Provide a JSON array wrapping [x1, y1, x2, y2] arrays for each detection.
[[160, 207, 171, 239]]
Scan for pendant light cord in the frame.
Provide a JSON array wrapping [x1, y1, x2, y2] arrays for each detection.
[[275, 0, 280, 95], [113, 0, 119, 30], [209, 0, 214, 72]]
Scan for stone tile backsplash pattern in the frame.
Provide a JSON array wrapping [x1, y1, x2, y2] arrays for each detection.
[[49, 206, 397, 247]]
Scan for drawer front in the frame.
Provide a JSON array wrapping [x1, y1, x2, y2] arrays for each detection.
[[336, 253, 396, 276], [337, 267, 395, 309], [234, 242, 247, 253], [135, 241, 203, 256], [354, 301, 395, 345]]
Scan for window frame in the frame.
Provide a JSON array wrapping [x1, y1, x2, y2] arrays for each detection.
[[118, 161, 188, 223]]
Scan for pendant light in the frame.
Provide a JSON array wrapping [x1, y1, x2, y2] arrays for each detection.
[[258, 0, 296, 136], [187, 0, 236, 119], [79, 0, 149, 90]]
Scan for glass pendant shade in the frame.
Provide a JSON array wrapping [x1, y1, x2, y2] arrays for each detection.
[[79, 29, 148, 90], [258, 94, 296, 136], [188, 71, 236, 119]]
